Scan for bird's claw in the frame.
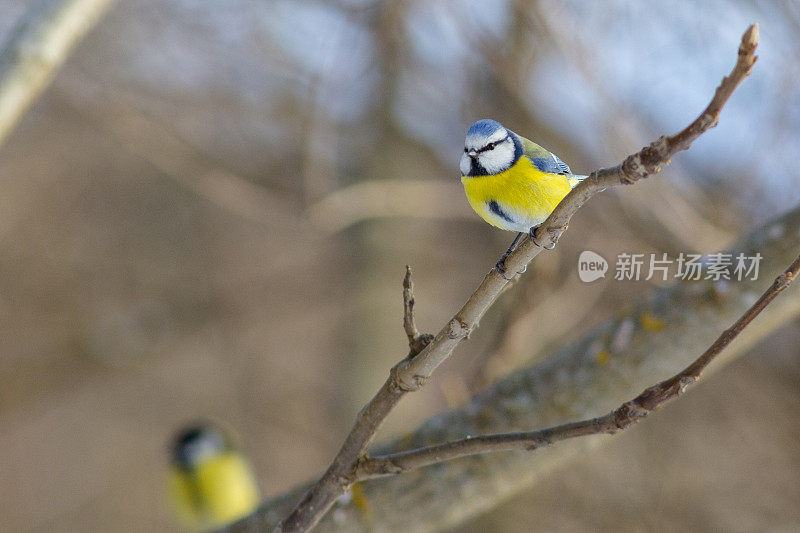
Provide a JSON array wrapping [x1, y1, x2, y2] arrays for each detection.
[[495, 260, 512, 280], [496, 260, 527, 280], [530, 225, 564, 250], [495, 231, 529, 280]]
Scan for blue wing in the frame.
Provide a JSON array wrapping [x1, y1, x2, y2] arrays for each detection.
[[531, 153, 572, 175]]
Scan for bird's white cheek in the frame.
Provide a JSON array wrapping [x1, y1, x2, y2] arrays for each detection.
[[460, 153, 471, 175], [479, 145, 514, 174]]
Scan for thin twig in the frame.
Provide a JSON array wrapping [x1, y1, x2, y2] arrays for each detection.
[[402, 266, 433, 357], [275, 25, 759, 533], [0, 0, 115, 149], [355, 251, 800, 478], [402, 266, 419, 343]]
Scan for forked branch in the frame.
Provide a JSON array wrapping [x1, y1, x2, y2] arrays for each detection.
[[354, 251, 800, 478]]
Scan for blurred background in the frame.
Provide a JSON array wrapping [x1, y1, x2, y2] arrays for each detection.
[[0, 0, 798, 531]]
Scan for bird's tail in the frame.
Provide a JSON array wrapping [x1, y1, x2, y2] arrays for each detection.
[[568, 174, 588, 188]]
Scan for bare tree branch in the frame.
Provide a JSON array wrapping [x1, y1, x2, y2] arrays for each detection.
[[355, 250, 800, 478], [273, 25, 759, 533], [0, 0, 115, 148]]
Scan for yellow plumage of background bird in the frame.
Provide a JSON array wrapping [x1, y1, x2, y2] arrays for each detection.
[[168, 424, 260, 531], [460, 119, 585, 277]]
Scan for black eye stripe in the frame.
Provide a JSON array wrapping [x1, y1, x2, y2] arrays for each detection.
[[477, 134, 509, 153]]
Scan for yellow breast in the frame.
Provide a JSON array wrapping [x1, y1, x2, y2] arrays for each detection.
[[461, 156, 574, 232], [169, 452, 260, 531]]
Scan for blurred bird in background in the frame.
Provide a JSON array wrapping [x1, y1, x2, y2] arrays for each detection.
[[460, 119, 586, 278], [168, 424, 261, 531]]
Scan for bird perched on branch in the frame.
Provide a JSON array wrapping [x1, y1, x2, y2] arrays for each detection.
[[168, 423, 261, 531], [460, 119, 586, 278]]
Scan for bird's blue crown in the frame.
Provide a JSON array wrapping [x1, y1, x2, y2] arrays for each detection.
[[466, 119, 504, 139]]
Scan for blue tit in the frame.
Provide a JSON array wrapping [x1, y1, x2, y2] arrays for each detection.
[[168, 424, 261, 531], [460, 119, 586, 277]]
